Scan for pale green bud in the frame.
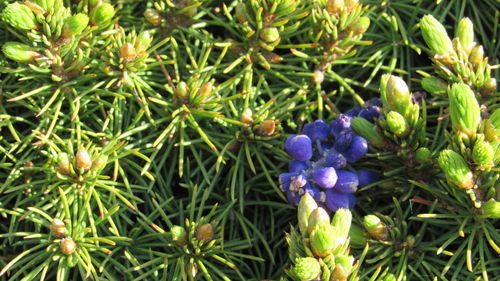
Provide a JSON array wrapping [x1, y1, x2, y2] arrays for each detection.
[[481, 200, 500, 219], [363, 215, 389, 241], [198, 82, 213, 100], [91, 3, 115, 25], [385, 75, 412, 118], [469, 45, 484, 66], [34, 0, 56, 11], [472, 140, 494, 166], [456, 17, 474, 54], [235, 3, 247, 24], [438, 149, 474, 189], [298, 193, 318, 236], [420, 15, 454, 55], [175, 81, 188, 98], [421, 76, 448, 96], [348, 224, 367, 247], [56, 152, 71, 175], [332, 255, 354, 281], [2, 3, 37, 31], [76, 147, 92, 171], [386, 111, 409, 137], [351, 117, 387, 149], [62, 14, 89, 37], [170, 225, 187, 246], [352, 17, 370, 35], [483, 78, 497, 95], [292, 257, 321, 280], [135, 31, 152, 54], [260, 27, 280, 43], [331, 208, 352, 247], [415, 147, 432, 163], [448, 83, 480, 136], [240, 108, 253, 124], [91, 155, 108, 172], [2, 42, 39, 63], [327, 0, 344, 14], [307, 207, 330, 234], [144, 8, 162, 26], [310, 223, 337, 257]]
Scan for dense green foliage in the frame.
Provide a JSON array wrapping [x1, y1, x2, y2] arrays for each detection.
[[0, 0, 498, 280]]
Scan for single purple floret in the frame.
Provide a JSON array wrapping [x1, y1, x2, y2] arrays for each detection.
[[330, 114, 351, 138], [312, 167, 338, 189], [358, 169, 379, 188], [365, 98, 382, 107], [359, 106, 381, 122], [289, 160, 311, 173], [285, 135, 313, 161], [279, 172, 306, 192], [345, 106, 362, 118], [334, 130, 353, 152], [334, 170, 359, 193], [324, 151, 347, 169], [343, 136, 368, 163], [286, 189, 302, 206], [303, 120, 330, 142], [325, 189, 353, 211]]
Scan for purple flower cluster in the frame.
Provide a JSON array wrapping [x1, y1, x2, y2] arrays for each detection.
[[280, 100, 381, 212]]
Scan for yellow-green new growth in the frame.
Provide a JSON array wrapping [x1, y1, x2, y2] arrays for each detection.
[[420, 15, 454, 56], [448, 83, 481, 136], [438, 149, 474, 189]]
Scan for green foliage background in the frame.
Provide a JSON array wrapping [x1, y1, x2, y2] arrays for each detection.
[[0, 0, 498, 280]]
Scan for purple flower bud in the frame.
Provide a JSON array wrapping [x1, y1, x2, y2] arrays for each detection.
[[365, 98, 382, 107], [334, 130, 353, 152], [343, 136, 368, 162], [289, 160, 311, 173], [324, 151, 347, 169], [358, 106, 381, 122], [312, 167, 338, 189], [285, 135, 313, 161], [358, 170, 379, 187], [330, 114, 351, 138], [345, 106, 362, 118], [325, 189, 352, 211], [287, 189, 302, 206], [303, 120, 330, 142], [334, 170, 359, 193]]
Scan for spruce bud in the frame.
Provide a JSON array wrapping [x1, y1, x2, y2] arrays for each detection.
[[170, 225, 187, 246], [348, 224, 367, 247], [120, 43, 136, 61], [198, 82, 213, 100], [235, 3, 247, 24], [352, 17, 370, 35], [292, 257, 321, 280], [363, 215, 389, 241], [333, 255, 354, 281], [472, 140, 494, 166], [307, 207, 330, 234], [481, 200, 500, 219], [448, 83, 480, 136], [34, 0, 56, 11], [456, 17, 474, 55], [260, 27, 280, 43], [196, 223, 213, 242], [135, 31, 152, 54], [312, 70, 324, 84], [298, 193, 318, 236], [2, 3, 37, 31], [91, 155, 108, 172], [2, 42, 39, 63], [62, 14, 89, 37], [415, 147, 432, 163], [385, 75, 412, 118], [351, 117, 387, 149], [60, 238, 77, 255], [240, 108, 253, 124], [310, 223, 337, 257], [327, 0, 344, 14], [51, 219, 66, 238], [345, 0, 360, 10], [256, 120, 276, 136], [175, 81, 188, 99], [469, 45, 484, 66], [386, 111, 409, 136], [421, 76, 448, 96], [144, 8, 162, 26], [91, 3, 115, 25], [331, 208, 352, 247], [76, 148, 92, 171], [438, 149, 474, 189], [420, 15, 454, 55], [483, 78, 497, 95], [56, 152, 71, 175]]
